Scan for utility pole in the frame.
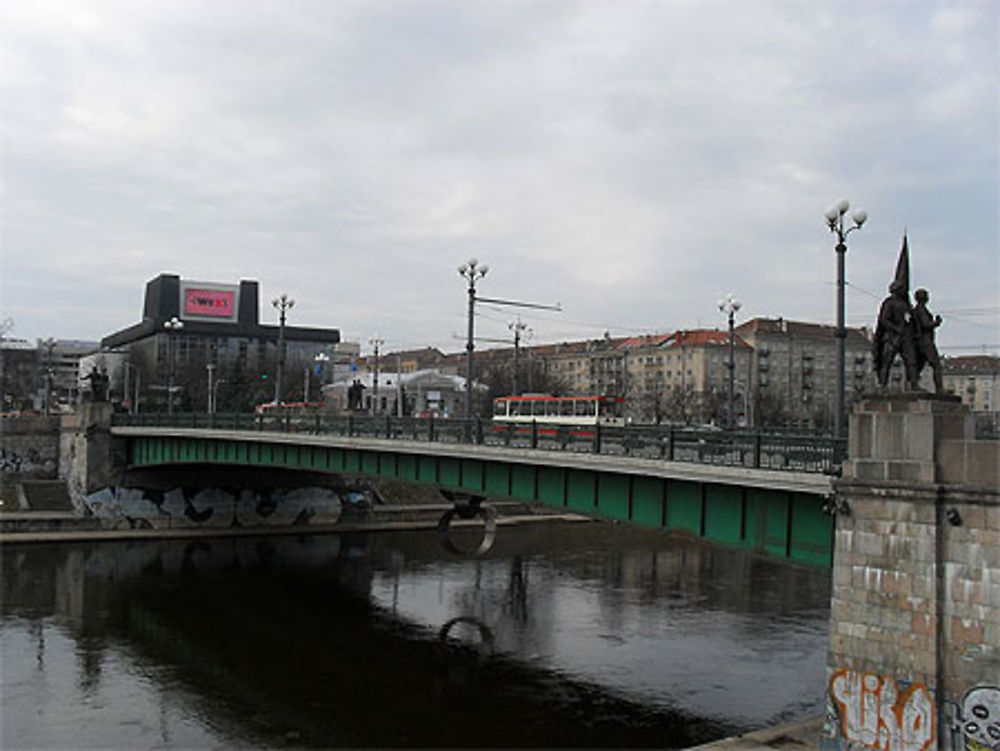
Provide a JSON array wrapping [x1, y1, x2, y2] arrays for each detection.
[[508, 317, 531, 396], [271, 294, 294, 404], [206, 362, 215, 414], [396, 354, 404, 417], [369, 335, 384, 415], [40, 338, 55, 416]]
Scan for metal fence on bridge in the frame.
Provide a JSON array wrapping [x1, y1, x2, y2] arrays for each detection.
[[112, 413, 845, 474]]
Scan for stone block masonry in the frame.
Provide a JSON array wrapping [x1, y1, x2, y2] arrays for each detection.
[[1, 415, 60, 482], [823, 395, 999, 751]]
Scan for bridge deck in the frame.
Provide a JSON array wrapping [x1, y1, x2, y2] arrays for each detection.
[[112, 426, 832, 496]]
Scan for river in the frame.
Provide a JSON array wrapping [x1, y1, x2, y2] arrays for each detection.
[[1, 522, 831, 748]]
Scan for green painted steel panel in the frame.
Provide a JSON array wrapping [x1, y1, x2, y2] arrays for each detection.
[[789, 493, 833, 566], [666, 480, 702, 534], [345, 450, 361, 472], [460, 459, 484, 491], [379, 453, 397, 478], [597, 474, 630, 521], [329, 448, 344, 471], [763, 492, 790, 557], [511, 465, 536, 501], [397, 454, 418, 481], [418, 455, 437, 483], [566, 470, 595, 512], [632, 476, 664, 528], [743, 489, 769, 552], [704, 484, 743, 545], [537, 467, 566, 508], [362, 452, 379, 476], [439, 458, 460, 488], [484, 463, 510, 498]]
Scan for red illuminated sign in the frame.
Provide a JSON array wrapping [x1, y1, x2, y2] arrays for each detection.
[[183, 288, 236, 319]]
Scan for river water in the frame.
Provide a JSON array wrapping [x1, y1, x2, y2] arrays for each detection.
[[2, 523, 831, 749]]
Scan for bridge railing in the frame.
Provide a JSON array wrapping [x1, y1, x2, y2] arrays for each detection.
[[112, 413, 844, 473]]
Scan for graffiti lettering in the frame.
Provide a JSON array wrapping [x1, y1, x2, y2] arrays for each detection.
[[829, 669, 934, 751]]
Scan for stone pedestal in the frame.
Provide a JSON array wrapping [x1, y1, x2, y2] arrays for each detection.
[[822, 394, 999, 751], [61, 402, 116, 505]]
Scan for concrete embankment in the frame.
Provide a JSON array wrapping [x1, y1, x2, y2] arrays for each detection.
[[687, 716, 823, 750], [0, 500, 592, 545]]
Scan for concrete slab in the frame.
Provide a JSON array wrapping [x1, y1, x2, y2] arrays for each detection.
[[687, 716, 822, 751]]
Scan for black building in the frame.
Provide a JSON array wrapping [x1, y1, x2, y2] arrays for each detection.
[[101, 274, 340, 408]]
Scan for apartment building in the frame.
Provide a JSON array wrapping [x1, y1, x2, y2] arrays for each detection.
[[943, 355, 999, 420], [735, 318, 873, 428]]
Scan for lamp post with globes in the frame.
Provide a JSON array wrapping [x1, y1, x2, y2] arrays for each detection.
[[163, 317, 184, 414], [824, 199, 867, 443], [458, 258, 489, 417], [717, 294, 741, 430], [271, 294, 294, 405]]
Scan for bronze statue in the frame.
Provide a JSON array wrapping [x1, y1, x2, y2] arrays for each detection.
[[873, 280, 918, 389], [912, 288, 943, 393], [83, 366, 109, 402]]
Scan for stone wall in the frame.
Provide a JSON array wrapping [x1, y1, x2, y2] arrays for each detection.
[[1, 415, 60, 481], [823, 395, 999, 751]]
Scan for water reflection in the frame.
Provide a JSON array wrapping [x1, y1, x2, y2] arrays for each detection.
[[2, 525, 830, 749]]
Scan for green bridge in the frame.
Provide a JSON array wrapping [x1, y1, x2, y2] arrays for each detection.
[[112, 414, 838, 567]]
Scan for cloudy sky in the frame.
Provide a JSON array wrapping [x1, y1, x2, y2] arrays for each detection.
[[2, 0, 997, 357]]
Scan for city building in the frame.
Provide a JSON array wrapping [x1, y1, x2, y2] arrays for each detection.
[[735, 318, 873, 429], [322, 369, 478, 418], [1, 337, 37, 412], [100, 274, 340, 411], [943, 355, 999, 430], [0, 337, 101, 413]]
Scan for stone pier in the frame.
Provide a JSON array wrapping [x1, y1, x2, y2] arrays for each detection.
[[822, 395, 999, 751]]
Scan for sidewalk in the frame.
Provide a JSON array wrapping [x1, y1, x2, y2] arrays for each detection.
[[689, 716, 823, 751]]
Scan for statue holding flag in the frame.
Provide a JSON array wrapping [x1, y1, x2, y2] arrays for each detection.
[[873, 235, 919, 390]]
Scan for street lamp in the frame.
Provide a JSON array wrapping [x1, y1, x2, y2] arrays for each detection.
[[271, 294, 294, 404], [458, 258, 489, 417], [824, 198, 867, 442], [163, 317, 184, 414], [368, 336, 384, 415], [717, 293, 741, 430]]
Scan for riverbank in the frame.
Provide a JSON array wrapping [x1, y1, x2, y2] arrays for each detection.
[[0, 503, 592, 544], [689, 716, 823, 750]]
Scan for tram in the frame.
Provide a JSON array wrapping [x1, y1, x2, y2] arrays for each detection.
[[492, 394, 624, 426]]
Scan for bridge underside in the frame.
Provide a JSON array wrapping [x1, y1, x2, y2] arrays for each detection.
[[127, 435, 833, 567]]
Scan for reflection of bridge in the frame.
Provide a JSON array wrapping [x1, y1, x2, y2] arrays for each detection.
[[112, 414, 836, 566]]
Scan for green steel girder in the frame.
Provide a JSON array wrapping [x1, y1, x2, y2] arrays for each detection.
[[126, 434, 832, 567]]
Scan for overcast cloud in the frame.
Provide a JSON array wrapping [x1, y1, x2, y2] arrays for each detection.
[[2, 0, 997, 356]]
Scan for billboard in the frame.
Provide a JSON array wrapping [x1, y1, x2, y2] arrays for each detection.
[[180, 281, 239, 321]]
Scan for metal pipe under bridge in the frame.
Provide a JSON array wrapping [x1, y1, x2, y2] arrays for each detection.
[[112, 413, 842, 566]]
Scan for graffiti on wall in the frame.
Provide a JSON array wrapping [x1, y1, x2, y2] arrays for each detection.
[[827, 669, 935, 751], [1, 447, 56, 478], [947, 686, 1000, 751], [83, 485, 343, 530]]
